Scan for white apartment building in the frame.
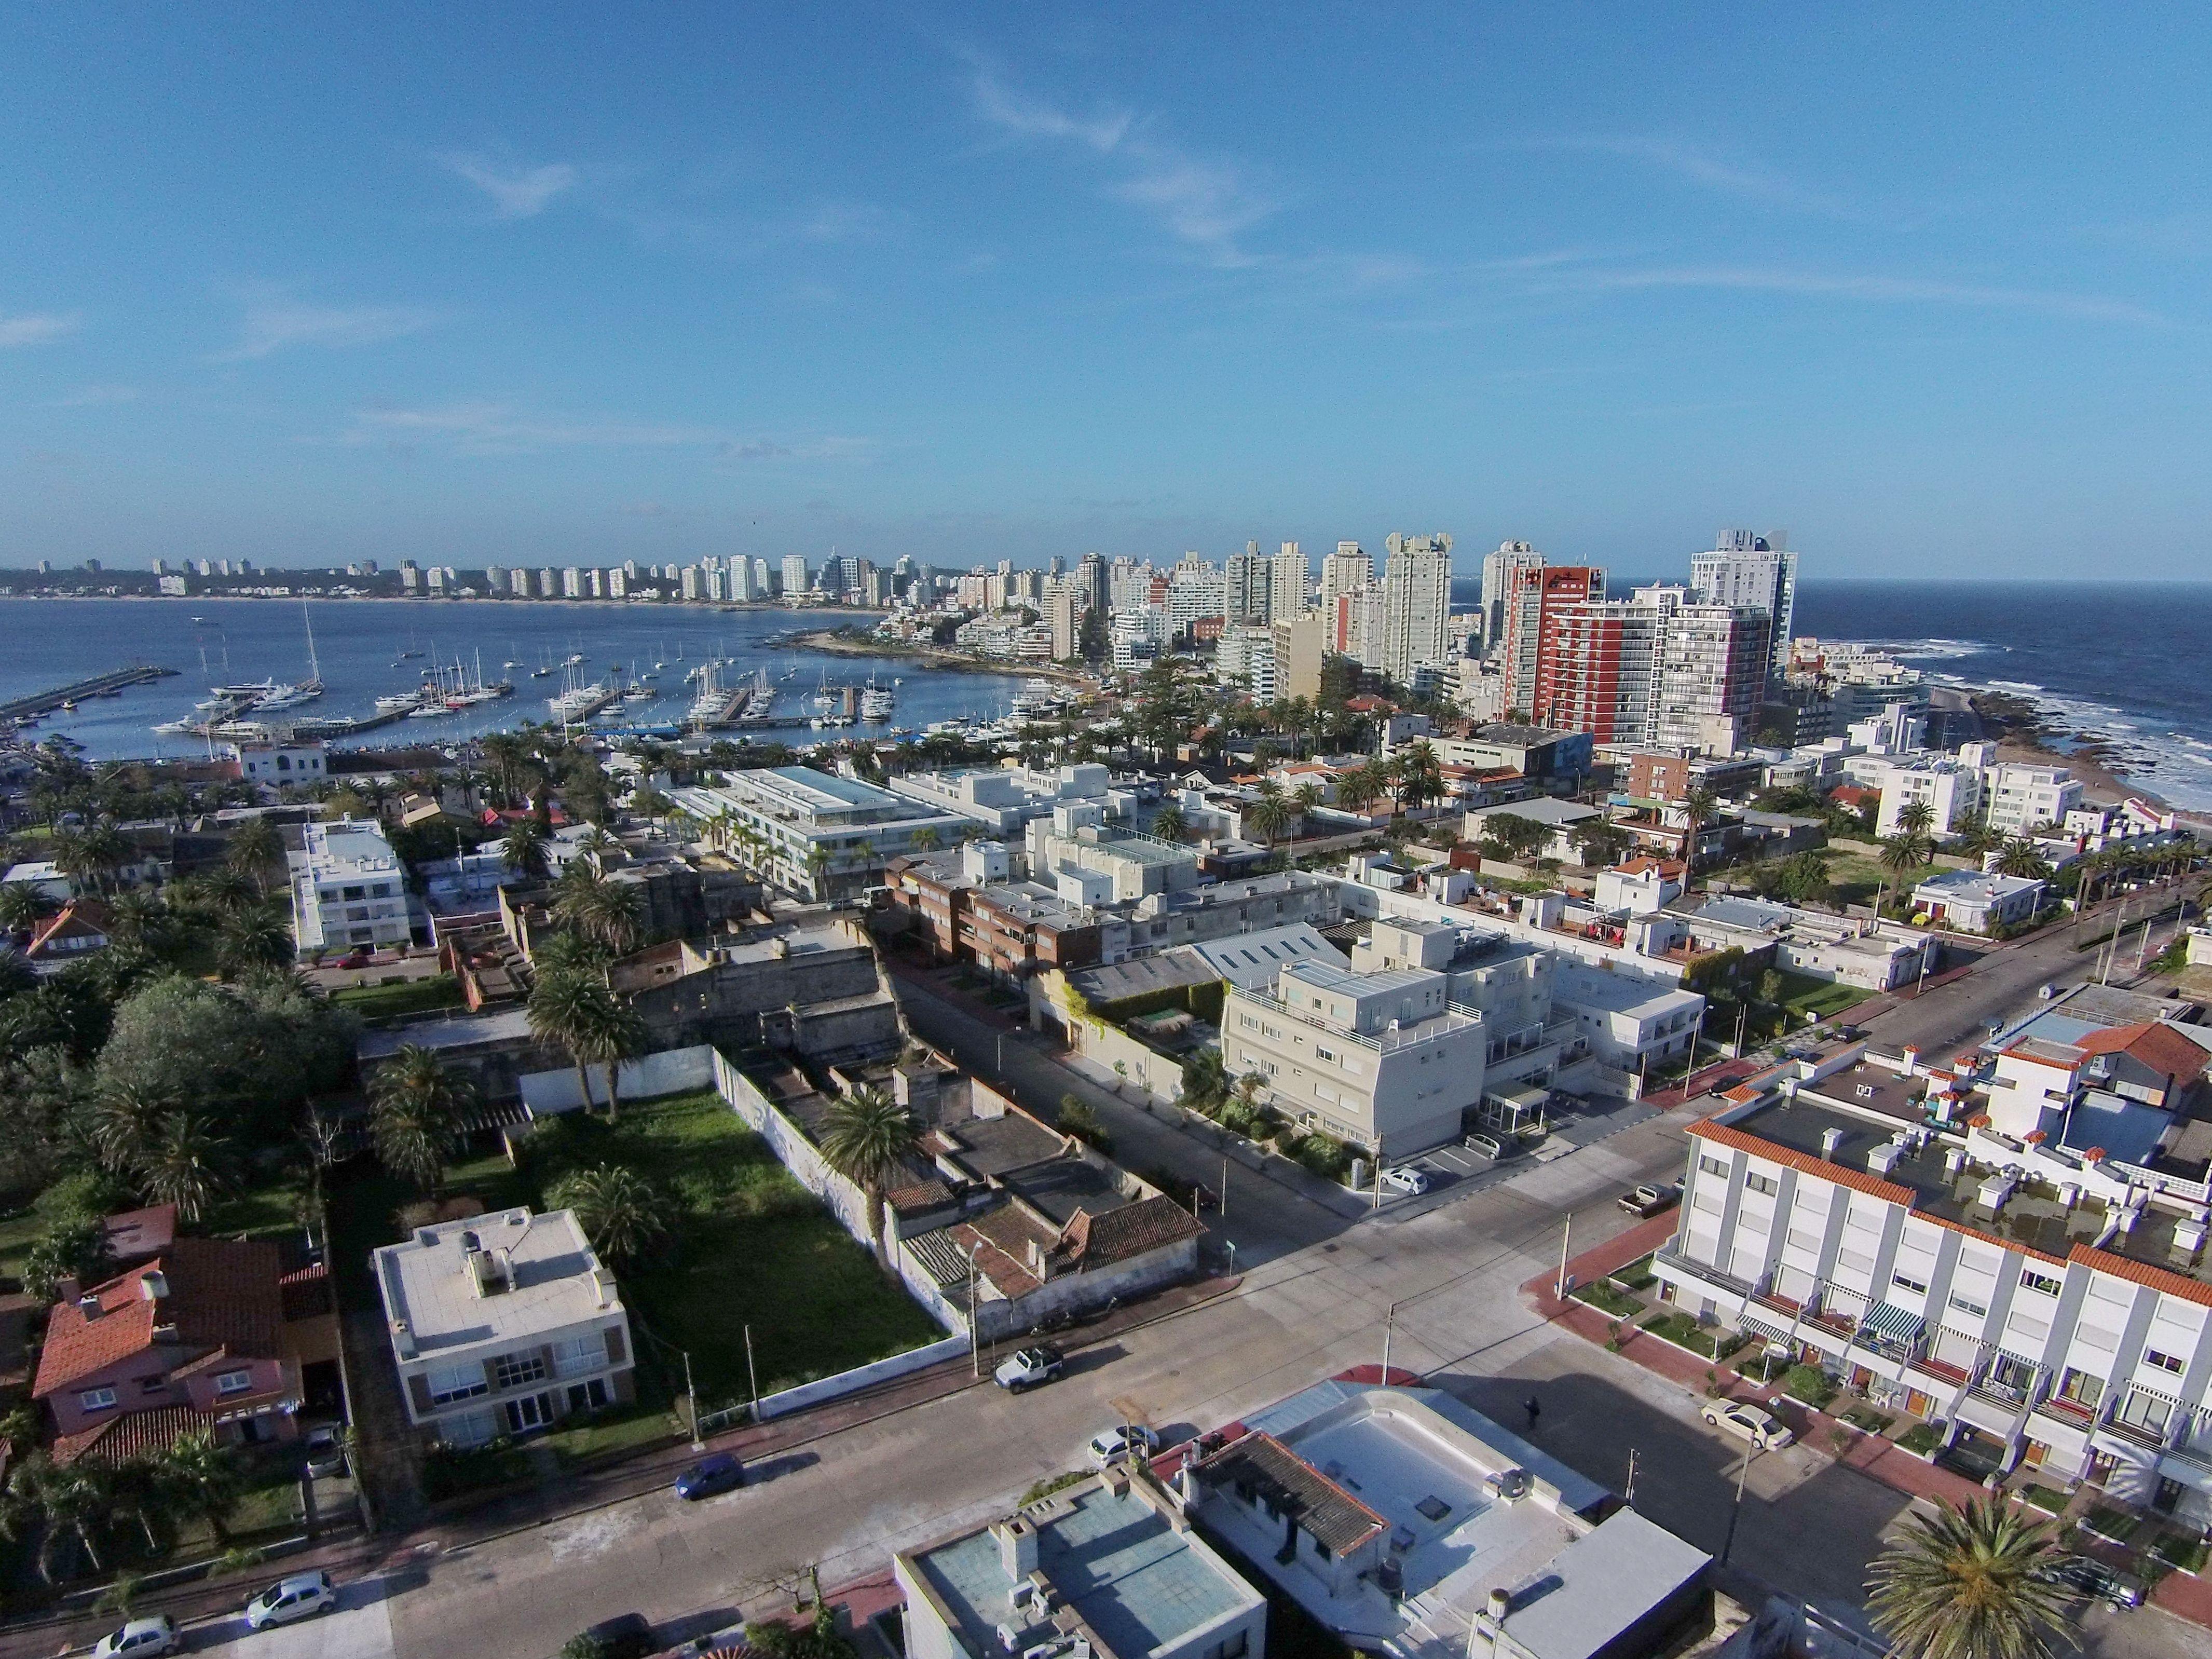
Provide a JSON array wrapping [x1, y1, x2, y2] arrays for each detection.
[[289, 818, 413, 953], [1986, 763, 2083, 836], [888, 762, 1122, 838], [1875, 757, 1986, 837], [673, 767, 966, 901], [1655, 1042, 2212, 1525], [1690, 530, 1796, 688], [782, 555, 809, 597], [1319, 541, 1371, 624], [1269, 541, 1309, 620], [1215, 624, 1277, 701], [1166, 557, 1227, 636], [1224, 543, 1269, 623], [1479, 540, 1545, 655], [1379, 530, 1453, 686], [1549, 960, 1703, 1072], [375, 1208, 634, 1448], [1223, 957, 1486, 1157]]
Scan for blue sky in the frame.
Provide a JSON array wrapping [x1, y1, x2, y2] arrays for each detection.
[[3, 3, 2208, 577]]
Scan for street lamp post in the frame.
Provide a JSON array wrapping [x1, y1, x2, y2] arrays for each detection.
[[684, 1346, 704, 1450], [1719, 1446, 1762, 1564]]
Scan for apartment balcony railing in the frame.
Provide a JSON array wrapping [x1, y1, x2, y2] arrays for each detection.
[[2097, 1415, 2169, 1452], [1653, 1247, 1756, 1300], [1905, 1356, 1971, 1388], [2035, 1395, 2097, 1427], [1236, 988, 1480, 1054], [2161, 1442, 2212, 1477]]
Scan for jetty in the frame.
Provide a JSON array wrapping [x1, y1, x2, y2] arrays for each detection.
[[2, 664, 176, 722]]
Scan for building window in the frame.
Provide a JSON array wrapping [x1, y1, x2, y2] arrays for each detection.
[[214, 1369, 255, 1395], [80, 1387, 118, 1411], [2143, 1348, 2186, 1376], [2057, 1368, 2104, 1409], [427, 1363, 490, 1405], [1699, 1155, 1729, 1178], [1948, 1294, 1988, 1317], [494, 1353, 550, 1391], [1745, 1173, 1778, 1197], [2020, 1270, 2063, 1297], [2116, 1388, 2173, 1435]]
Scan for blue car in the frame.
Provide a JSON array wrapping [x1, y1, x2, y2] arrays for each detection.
[[675, 1452, 744, 1500]]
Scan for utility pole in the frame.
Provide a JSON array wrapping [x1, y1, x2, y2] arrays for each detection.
[[1720, 1447, 1760, 1564], [1382, 1300, 1398, 1382], [1625, 1448, 1638, 1508], [967, 1249, 981, 1378], [685, 1347, 704, 1450], [1222, 1151, 1231, 1219], [1555, 1213, 1573, 1300], [744, 1324, 761, 1421]]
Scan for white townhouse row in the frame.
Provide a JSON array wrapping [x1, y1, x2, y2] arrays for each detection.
[[1654, 1080, 2212, 1527]]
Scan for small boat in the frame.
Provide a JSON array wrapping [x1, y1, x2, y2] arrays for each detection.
[[374, 690, 424, 714], [562, 652, 585, 668], [152, 717, 195, 736]]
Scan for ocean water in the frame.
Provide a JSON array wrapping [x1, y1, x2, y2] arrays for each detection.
[[0, 597, 1035, 760]]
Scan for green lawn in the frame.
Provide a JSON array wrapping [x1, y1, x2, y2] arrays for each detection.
[[329, 974, 466, 1019], [1773, 971, 1875, 1021], [1823, 851, 1941, 910], [0, 1204, 45, 1282]]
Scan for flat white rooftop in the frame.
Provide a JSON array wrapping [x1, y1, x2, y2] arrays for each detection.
[[374, 1207, 618, 1360], [1551, 960, 1699, 1018]]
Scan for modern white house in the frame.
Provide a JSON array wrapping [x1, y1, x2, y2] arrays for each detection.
[[1547, 961, 1704, 1073], [373, 1208, 634, 1447], [897, 1468, 1265, 1659], [673, 767, 967, 902], [1222, 957, 1486, 1157], [1985, 763, 2084, 836], [288, 818, 413, 953], [888, 762, 1129, 839], [1911, 868, 2047, 933]]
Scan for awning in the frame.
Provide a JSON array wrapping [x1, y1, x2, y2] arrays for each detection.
[[1862, 1303, 1926, 1345], [1741, 1313, 1796, 1344]]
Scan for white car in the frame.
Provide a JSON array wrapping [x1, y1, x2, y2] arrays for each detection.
[[993, 1345, 1066, 1391], [94, 1618, 178, 1659], [1700, 1400, 1796, 1451], [1086, 1424, 1162, 1468], [244, 1571, 337, 1630], [1382, 1165, 1431, 1195]]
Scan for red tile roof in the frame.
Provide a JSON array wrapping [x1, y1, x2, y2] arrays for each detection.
[[25, 899, 116, 959], [2071, 1243, 2212, 1309], [49, 1403, 203, 1468], [2074, 1022, 2208, 1085], [1060, 1195, 1203, 1265], [1689, 1121, 1919, 1207], [32, 1237, 286, 1399]]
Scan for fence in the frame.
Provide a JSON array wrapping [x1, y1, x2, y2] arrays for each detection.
[[754, 1332, 974, 1421], [520, 1044, 718, 1113]]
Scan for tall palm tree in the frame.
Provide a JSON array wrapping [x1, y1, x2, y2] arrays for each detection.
[[91, 1082, 176, 1176], [136, 1111, 237, 1221], [1878, 830, 1935, 920], [1865, 1497, 2078, 1659], [548, 1165, 673, 1265], [1246, 780, 1290, 850], [805, 844, 832, 899], [1150, 804, 1186, 844], [1681, 784, 1721, 875], [1896, 798, 1938, 838], [156, 1431, 242, 1548], [1395, 741, 1444, 811], [1994, 837, 2052, 880], [818, 1086, 919, 1268], [572, 994, 647, 1121], [501, 817, 550, 880], [367, 1045, 473, 1191], [224, 818, 284, 897], [1290, 782, 1325, 849], [528, 969, 613, 1110], [216, 907, 292, 978], [0, 881, 48, 937]]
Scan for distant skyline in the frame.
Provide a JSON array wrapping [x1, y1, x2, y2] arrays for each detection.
[[5, 5, 2209, 577]]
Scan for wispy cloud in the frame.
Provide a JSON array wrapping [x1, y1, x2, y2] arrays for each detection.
[[0, 310, 84, 348], [56, 384, 139, 407], [1545, 262, 2167, 324], [217, 290, 440, 361], [438, 153, 579, 219], [967, 60, 1274, 266], [1521, 134, 1855, 220], [344, 401, 870, 461]]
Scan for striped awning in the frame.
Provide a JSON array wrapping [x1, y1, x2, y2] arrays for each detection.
[[1862, 1303, 1926, 1345], [1741, 1314, 1796, 1344]]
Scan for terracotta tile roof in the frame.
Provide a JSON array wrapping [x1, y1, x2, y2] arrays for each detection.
[[1195, 1431, 1387, 1554], [49, 1404, 202, 1468], [32, 1237, 285, 1400], [1689, 1121, 1919, 1207], [1059, 1194, 1203, 1266], [2070, 1243, 2212, 1309], [2074, 1022, 2208, 1084], [25, 899, 117, 958]]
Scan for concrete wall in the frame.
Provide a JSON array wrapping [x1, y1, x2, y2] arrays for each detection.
[[1033, 975, 1189, 1104], [520, 1045, 718, 1114], [962, 1234, 1202, 1343], [754, 1332, 972, 1420]]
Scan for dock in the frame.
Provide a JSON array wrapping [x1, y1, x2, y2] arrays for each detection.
[[1, 664, 176, 721]]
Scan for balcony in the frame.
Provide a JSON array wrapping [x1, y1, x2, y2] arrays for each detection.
[[1906, 1355, 1970, 1388], [1652, 1247, 1756, 1300], [2097, 1415, 2170, 1453], [2035, 1395, 2097, 1427], [2161, 1442, 2212, 1478]]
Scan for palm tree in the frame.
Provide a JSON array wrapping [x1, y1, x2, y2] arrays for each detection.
[[572, 993, 647, 1121], [1994, 837, 2052, 880], [367, 1045, 473, 1191], [501, 818, 550, 880], [910, 826, 941, 855], [1896, 798, 1938, 838], [1290, 781, 1325, 848], [136, 1111, 236, 1221], [818, 1086, 919, 1268], [156, 1431, 242, 1548], [1681, 784, 1721, 875], [0, 881, 48, 937], [1150, 804, 1186, 844], [1878, 830, 1935, 920], [224, 818, 284, 897], [1246, 780, 1291, 849], [547, 1165, 673, 1265], [1395, 741, 1443, 811], [216, 907, 292, 978], [805, 844, 832, 899], [91, 1082, 176, 1176], [1865, 1497, 2078, 1659], [528, 969, 613, 1110], [5, 1454, 114, 1580]]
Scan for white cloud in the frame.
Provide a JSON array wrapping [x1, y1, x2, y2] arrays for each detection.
[[0, 310, 83, 347], [346, 401, 868, 461], [219, 292, 439, 361], [968, 62, 1273, 266], [1532, 134, 1854, 219], [439, 154, 579, 219]]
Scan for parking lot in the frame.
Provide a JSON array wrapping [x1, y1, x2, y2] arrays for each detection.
[[1373, 1091, 1661, 1220]]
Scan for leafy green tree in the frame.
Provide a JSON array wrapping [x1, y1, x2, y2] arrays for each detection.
[[22, 1218, 105, 1301], [1865, 1497, 2077, 1659], [548, 1164, 675, 1266], [818, 1086, 919, 1268]]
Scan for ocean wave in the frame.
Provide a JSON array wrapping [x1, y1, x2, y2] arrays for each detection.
[[1984, 679, 2046, 693], [1985, 683, 2212, 811], [1838, 636, 2006, 662]]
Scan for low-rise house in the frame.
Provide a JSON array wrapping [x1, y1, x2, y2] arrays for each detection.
[[34, 1238, 306, 1464], [1548, 961, 1703, 1073], [24, 898, 118, 969], [897, 1467, 1265, 1659], [1655, 894, 1935, 991], [374, 1208, 633, 1447], [1910, 868, 2046, 933], [1463, 797, 1604, 862], [2, 860, 76, 902], [887, 761, 1129, 838], [1593, 857, 1683, 916], [1177, 1376, 1711, 1659]]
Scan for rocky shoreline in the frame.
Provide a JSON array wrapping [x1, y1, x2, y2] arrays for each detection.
[[790, 629, 1098, 688]]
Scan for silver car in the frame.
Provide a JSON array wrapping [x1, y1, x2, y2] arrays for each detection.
[[244, 1571, 336, 1630]]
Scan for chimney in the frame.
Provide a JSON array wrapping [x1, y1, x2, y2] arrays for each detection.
[[1487, 1588, 1512, 1624], [1901, 1045, 1920, 1078], [77, 1292, 103, 1320], [139, 1270, 169, 1302], [1820, 1126, 1845, 1161], [995, 1517, 1039, 1581]]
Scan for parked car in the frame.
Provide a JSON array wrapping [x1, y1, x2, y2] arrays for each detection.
[[2055, 1557, 2146, 1610], [572, 1614, 657, 1659], [93, 1617, 177, 1659], [994, 1344, 1066, 1391], [1618, 1182, 1682, 1218], [1382, 1165, 1432, 1195], [244, 1571, 337, 1630], [1085, 1424, 1162, 1468], [1700, 1401, 1795, 1451], [1464, 1133, 1520, 1163], [303, 1422, 347, 1478], [675, 1452, 745, 1500]]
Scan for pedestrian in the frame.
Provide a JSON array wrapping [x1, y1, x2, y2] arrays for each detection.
[[1523, 1395, 1541, 1431]]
